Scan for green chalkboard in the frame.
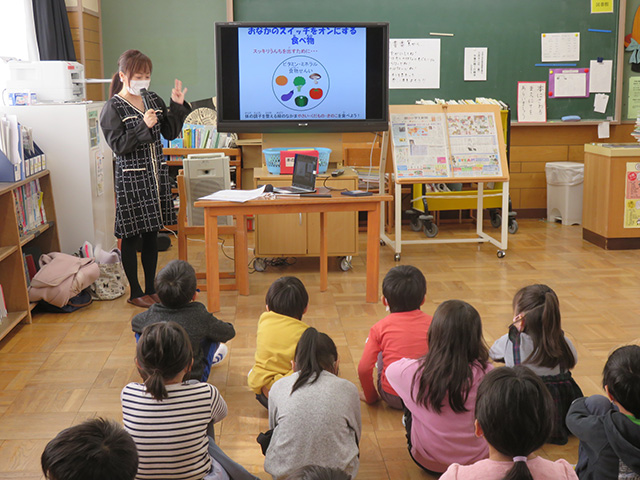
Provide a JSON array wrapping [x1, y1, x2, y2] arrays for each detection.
[[234, 0, 622, 122], [102, 0, 226, 102]]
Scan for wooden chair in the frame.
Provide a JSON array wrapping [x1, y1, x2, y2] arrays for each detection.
[[177, 171, 238, 291]]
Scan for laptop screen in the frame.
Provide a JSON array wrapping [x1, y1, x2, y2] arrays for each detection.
[[292, 154, 318, 189]]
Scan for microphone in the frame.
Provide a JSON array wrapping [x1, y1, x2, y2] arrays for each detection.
[[140, 88, 152, 111]]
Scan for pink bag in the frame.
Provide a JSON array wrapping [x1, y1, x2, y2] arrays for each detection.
[[28, 252, 100, 308]]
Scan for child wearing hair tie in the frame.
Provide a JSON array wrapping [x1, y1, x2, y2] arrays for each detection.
[[441, 366, 578, 479], [490, 284, 582, 445]]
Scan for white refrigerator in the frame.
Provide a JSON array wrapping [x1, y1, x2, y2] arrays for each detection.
[[1, 102, 116, 254]]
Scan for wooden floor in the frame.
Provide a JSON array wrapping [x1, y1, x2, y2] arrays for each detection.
[[1, 218, 639, 480]]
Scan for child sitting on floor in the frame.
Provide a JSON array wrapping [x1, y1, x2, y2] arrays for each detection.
[[131, 260, 235, 382], [489, 284, 582, 445], [357, 265, 432, 409], [441, 365, 578, 479], [265, 328, 361, 479], [248, 276, 310, 407], [41, 417, 138, 480], [122, 321, 258, 480], [567, 344, 640, 480], [386, 299, 493, 475]]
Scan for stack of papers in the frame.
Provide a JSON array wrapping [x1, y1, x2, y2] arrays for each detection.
[[199, 186, 266, 203]]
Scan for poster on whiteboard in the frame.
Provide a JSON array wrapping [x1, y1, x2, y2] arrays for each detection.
[[389, 38, 440, 89]]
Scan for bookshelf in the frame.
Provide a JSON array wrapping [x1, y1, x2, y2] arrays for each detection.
[[0, 170, 60, 341], [163, 148, 242, 231]]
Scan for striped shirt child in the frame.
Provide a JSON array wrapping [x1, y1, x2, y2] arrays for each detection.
[[121, 381, 226, 480]]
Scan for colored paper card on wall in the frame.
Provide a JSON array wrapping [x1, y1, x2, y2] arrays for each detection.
[[548, 68, 590, 98], [591, 0, 613, 14]]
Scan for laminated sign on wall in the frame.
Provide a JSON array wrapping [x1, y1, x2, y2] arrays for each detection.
[[625, 162, 640, 228]]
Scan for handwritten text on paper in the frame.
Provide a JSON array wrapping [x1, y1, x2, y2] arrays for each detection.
[[389, 38, 441, 89]]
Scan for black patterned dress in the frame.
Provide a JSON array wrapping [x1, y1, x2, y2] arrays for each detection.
[[100, 92, 190, 239]]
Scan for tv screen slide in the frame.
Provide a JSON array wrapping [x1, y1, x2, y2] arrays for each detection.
[[216, 23, 389, 133], [238, 26, 366, 121]]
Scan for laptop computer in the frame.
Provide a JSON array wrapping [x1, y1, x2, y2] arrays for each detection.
[[274, 154, 318, 193]]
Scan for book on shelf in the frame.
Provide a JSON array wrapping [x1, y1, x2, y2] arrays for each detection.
[[22, 254, 30, 288], [0, 116, 46, 182], [164, 124, 233, 151], [417, 97, 509, 110], [24, 254, 37, 280], [12, 177, 48, 235], [0, 284, 7, 322]]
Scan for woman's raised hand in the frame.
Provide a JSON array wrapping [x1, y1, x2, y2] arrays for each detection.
[[171, 78, 188, 104]]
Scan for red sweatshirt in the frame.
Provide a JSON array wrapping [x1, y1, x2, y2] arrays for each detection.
[[357, 309, 432, 403]]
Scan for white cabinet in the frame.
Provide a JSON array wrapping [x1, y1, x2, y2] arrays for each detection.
[[1, 102, 115, 253]]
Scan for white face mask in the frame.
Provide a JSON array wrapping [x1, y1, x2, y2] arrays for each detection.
[[126, 79, 150, 96]]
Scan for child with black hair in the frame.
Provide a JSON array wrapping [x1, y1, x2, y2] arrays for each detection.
[[386, 299, 492, 475], [131, 260, 235, 382], [248, 276, 310, 407], [357, 265, 432, 409], [265, 328, 361, 479], [566, 345, 640, 480], [41, 417, 138, 480], [490, 284, 582, 445], [440, 366, 578, 479], [121, 322, 258, 480]]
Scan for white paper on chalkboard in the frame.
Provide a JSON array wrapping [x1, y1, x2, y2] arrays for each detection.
[[554, 71, 587, 97], [594, 93, 609, 113], [464, 48, 488, 81], [389, 38, 440, 89], [541, 32, 580, 62], [589, 59, 613, 93], [517, 82, 547, 123]]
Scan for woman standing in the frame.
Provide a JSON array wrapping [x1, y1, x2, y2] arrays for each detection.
[[100, 49, 190, 307]]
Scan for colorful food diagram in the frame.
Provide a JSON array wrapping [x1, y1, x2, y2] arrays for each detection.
[[272, 55, 329, 111], [390, 111, 503, 179], [446, 113, 502, 178]]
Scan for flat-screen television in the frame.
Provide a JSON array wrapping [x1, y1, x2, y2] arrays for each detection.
[[215, 22, 389, 133]]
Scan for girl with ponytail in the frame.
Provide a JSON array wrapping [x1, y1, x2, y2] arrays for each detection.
[[440, 366, 578, 479], [121, 322, 258, 480], [489, 284, 582, 445], [264, 328, 361, 479]]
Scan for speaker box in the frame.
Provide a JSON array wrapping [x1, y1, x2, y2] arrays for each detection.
[[183, 154, 232, 227]]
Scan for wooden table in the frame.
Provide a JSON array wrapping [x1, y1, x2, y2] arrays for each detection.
[[194, 193, 393, 312]]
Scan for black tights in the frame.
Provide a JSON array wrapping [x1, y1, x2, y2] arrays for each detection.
[[121, 232, 158, 300]]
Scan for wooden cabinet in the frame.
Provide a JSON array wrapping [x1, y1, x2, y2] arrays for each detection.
[[253, 167, 358, 257], [583, 143, 640, 249], [0, 171, 60, 341]]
